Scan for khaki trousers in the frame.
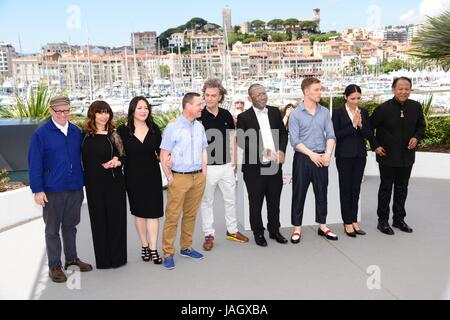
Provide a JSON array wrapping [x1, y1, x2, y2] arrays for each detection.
[[162, 173, 206, 256]]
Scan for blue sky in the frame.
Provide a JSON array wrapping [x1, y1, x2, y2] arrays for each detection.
[[0, 0, 448, 53]]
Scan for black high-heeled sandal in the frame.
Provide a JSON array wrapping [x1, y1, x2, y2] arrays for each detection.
[[149, 249, 162, 264], [141, 246, 150, 262]]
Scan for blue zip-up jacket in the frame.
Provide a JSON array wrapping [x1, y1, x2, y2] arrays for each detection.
[[28, 120, 84, 193]]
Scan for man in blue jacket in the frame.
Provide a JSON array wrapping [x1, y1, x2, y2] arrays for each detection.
[[28, 96, 92, 283]]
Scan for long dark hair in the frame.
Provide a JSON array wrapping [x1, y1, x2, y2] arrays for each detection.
[[344, 84, 362, 97], [84, 100, 115, 135], [127, 96, 156, 136], [281, 103, 295, 120]]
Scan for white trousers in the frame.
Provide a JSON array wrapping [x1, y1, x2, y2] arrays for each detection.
[[200, 163, 238, 237]]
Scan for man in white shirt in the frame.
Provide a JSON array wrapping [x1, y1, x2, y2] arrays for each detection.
[[236, 84, 289, 247]]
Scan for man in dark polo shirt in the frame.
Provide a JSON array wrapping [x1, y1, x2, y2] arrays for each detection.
[[198, 79, 249, 251], [370, 77, 426, 235]]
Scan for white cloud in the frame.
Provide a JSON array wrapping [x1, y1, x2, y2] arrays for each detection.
[[399, 1, 449, 24], [400, 9, 415, 22], [419, 0, 450, 19]]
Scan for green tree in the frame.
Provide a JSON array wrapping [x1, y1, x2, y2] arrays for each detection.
[[242, 36, 259, 44], [271, 32, 288, 42], [158, 17, 209, 50], [233, 25, 241, 33], [185, 17, 208, 30], [159, 65, 171, 79], [255, 30, 269, 41], [251, 20, 266, 29], [410, 11, 450, 70], [283, 18, 299, 29], [267, 19, 284, 30], [286, 29, 293, 41], [383, 59, 404, 73], [309, 32, 340, 43], [299, 20, 318, 31]]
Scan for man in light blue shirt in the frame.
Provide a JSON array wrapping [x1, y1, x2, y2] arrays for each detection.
[[160, 92, 208, 270], [288, 78, 337, 244]]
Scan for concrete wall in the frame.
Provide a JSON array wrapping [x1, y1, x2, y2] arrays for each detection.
[[364, 152, 450, 180]]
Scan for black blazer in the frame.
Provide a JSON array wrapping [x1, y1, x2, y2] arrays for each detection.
[[236, 106, 288, 176], [332, 106, 376, 158]]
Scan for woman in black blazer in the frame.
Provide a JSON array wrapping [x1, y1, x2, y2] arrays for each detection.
[[332, 85, 376, 237]]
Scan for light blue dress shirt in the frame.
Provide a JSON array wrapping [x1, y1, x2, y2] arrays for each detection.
[[160, 114, 208, 172], [289, 103, 336, 152]]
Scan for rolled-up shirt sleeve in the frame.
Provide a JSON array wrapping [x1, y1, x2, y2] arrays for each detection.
[[289, 111, 301, 148], [324, 111, 336, 141], [202, 129, 208, 149]]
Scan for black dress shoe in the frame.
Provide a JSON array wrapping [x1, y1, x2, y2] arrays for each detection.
[[377, 221, 394, 235], [254, 234, 268, 247], [392, 220, 413, 233], [269, 232, 288, 244], [318, 228, 338, 241], [291, 232, 301, 244]]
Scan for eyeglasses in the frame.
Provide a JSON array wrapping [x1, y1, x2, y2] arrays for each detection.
[[51, 108, 70, 115]]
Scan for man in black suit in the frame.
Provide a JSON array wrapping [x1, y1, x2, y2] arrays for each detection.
[[370, 77, 426, 235], [236, 84, 288, 247]]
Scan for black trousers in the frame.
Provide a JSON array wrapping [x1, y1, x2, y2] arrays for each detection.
[[336, 157, 367, 225], [291, 152, 328, 226], [43, 190, 84, 269], [377, 164, 413, 222], [243, 169, 283, 235], [86, 179, 127, 269]]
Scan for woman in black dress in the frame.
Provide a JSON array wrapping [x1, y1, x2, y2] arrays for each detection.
[[117, 97, 163, 264], [332, 85, 376, 237], [82, 101, 127, 269]]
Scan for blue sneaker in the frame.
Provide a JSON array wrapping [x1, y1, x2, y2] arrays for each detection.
[[180, 248, 204, 260], [163, 256, 175, 270]]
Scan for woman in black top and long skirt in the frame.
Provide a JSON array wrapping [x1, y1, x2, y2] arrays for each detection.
[[82, 101, 127, 269], [117, 97, 163, 264], [332, 85, 376, 237]]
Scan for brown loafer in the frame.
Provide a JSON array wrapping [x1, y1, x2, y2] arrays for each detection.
[[203, 235, 214, 251], [64, 259, 93, 272], [49, 266, 67, 283]]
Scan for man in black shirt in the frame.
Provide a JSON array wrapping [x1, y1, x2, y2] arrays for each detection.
[[198, 79, 249, 251], [370, 77, 425, 235]]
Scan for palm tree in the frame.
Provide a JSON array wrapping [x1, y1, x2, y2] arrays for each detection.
[[409, 11, 450, 71], [0, 84, 51, 119]]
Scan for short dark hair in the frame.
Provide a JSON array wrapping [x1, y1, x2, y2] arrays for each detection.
[[344, 84, 362, 97], [202, 79, 227, 103], [392, 77, 412, 89], [301, 77, 321, 93], [182, 92, 201, 109], [248, 84, 263, 96]]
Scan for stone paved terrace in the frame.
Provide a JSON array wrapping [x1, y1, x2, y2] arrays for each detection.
[[1, 176, 449, 300]]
